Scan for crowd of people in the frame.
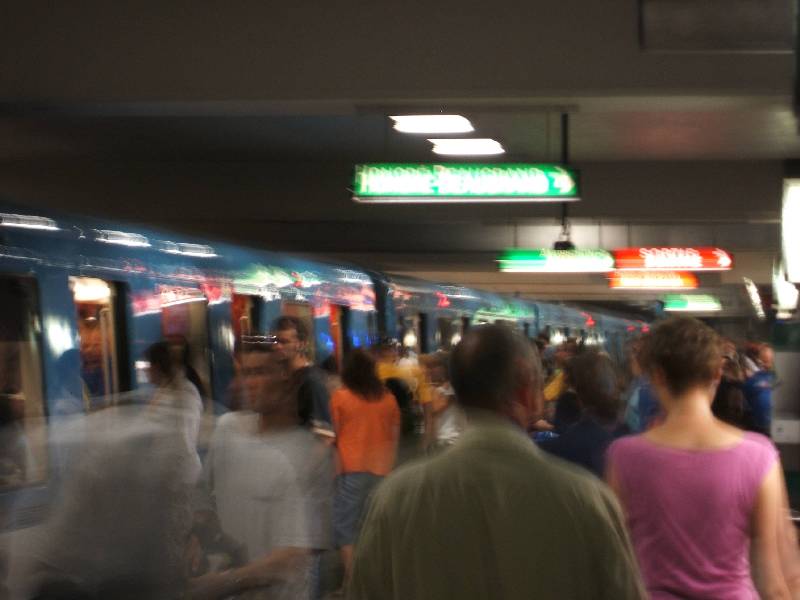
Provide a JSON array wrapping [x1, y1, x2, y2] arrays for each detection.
[[1, 315, 797, 599]]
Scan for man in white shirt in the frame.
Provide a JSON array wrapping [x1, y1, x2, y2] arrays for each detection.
[[190, 347, 333, 600]]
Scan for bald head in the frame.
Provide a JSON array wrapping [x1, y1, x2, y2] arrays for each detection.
[[450, 324, 541, 415]]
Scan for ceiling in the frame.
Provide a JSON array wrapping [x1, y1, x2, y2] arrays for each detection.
[[1, 97, 798, 162], [0, 0, 797, 317]]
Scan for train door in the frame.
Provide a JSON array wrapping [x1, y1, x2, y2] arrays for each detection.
[[161, 290, 211, 405], [523, 322, 531, 338], [398, 315, 420, 353], [329, 304, 351, 369], [437, 317, 464, 350], [231, 293, 263, 340], [70, 277, 129, 410], [282, 301, 315, 363], [418, 313, 430, 354]]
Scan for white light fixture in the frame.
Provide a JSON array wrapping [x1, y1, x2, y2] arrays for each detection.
[[428, 138, 505, 156], [95, 229, 151, 248], [742, 277, 766, 320], [403, 330, 418, 348], [773, 261, 799, 314], [0, 213, 59, 231], [160, 241, 217, 258], [783, 179, 800, 282], [70, 277, 112, 303], [390, 115, 474, 134]]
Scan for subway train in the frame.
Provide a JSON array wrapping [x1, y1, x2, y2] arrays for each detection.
[[0, 202, 644, 522]]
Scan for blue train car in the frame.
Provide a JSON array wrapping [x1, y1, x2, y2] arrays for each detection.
[[374, 274, 538, 353], [0, 206, 378, 431]]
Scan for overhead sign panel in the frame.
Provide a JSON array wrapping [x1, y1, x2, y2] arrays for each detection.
[[609, 271, 698, 290], [498, 249, 614, 273], [353, 163, 580, 203], [663, 294, 722, 312], [613, 247, 733, 271]]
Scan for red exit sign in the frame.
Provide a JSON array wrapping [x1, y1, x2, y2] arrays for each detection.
[[613, 247, 733, 271]]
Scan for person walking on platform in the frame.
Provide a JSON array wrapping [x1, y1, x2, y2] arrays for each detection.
[[330, 350, 400, 587], [273, 316, 334, 440], [349, 324, 645, 600], [607, 317, 799, 599], [539, 350, 628, 478]]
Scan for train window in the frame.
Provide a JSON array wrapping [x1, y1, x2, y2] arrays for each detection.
[[281, 302, 316, 363], [231, 293, 263, 339], [70, 277, 128, 410], [162, 294, 212, 404], [0, 275, 46, 488]]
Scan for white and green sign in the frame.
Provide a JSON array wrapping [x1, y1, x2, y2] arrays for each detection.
[[498, 249, 613, 273], [663, 294, 722, 312], [353, 163, 580, 203]]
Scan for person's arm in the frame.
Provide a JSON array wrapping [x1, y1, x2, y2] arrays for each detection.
[[751, 462, 793, 599], [775, 468, 800, 595], [186, 547, 312, 600]]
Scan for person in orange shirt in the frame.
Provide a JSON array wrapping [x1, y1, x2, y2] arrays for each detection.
[[331, 349, 401, 586]]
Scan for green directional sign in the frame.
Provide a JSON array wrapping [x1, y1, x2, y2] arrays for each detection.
[[663, 294, 722, 312], [498, 249, 614, 273], [353, 163, 580, 203]]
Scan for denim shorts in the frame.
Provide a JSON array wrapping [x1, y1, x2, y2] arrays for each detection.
[[333, 472, 383, 547]]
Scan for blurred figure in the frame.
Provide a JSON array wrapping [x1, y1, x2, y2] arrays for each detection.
[[622, 340, 659, 433], [542, 339, 578, 405], [711, 339, 746, 427], [320, 354, 343, 397], [426, 352, 464, 449], [0, 391, 33, 487], [51, 349, 88, 417], [8, 394, 202, 598], [551, 361, 580, 435], [539, 351, 627, 478], [330, 350, 400, 586], [743, 342, 775, 437], [167, 335, 208, 401], [374, 339, 432, 450], [147, 341, 204, 450], [607, 317, 797, 599], [190, 348, 333, 599], [349, 325, 645, 600], [272, 316, 333, 439]]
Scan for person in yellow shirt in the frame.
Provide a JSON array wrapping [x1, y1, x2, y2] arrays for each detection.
[[375, 339, 433, 450]]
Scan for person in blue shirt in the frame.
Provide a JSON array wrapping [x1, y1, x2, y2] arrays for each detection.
[[743, 344, 775, 437], [539, 351, 629, 478], [623, 341, 660, 433]]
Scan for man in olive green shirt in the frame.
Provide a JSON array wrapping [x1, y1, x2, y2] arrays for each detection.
[[349, 325, 645, 600]]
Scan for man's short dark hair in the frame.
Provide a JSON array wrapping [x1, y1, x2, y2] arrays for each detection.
[[272, 315, 308, 342], [450, 324, 540, 412]]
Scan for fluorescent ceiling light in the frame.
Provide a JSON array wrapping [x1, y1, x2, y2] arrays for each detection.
[[429, 138, 505, 156], [95, 229, 151, 248], [70, 277, 112, 303], [390, 114, 474, 134], [161, 241, 218, 258], [0, 213, 59, 231]]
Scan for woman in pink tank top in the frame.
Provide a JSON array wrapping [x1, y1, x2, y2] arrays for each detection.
[[606, 317, 799, 599]]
